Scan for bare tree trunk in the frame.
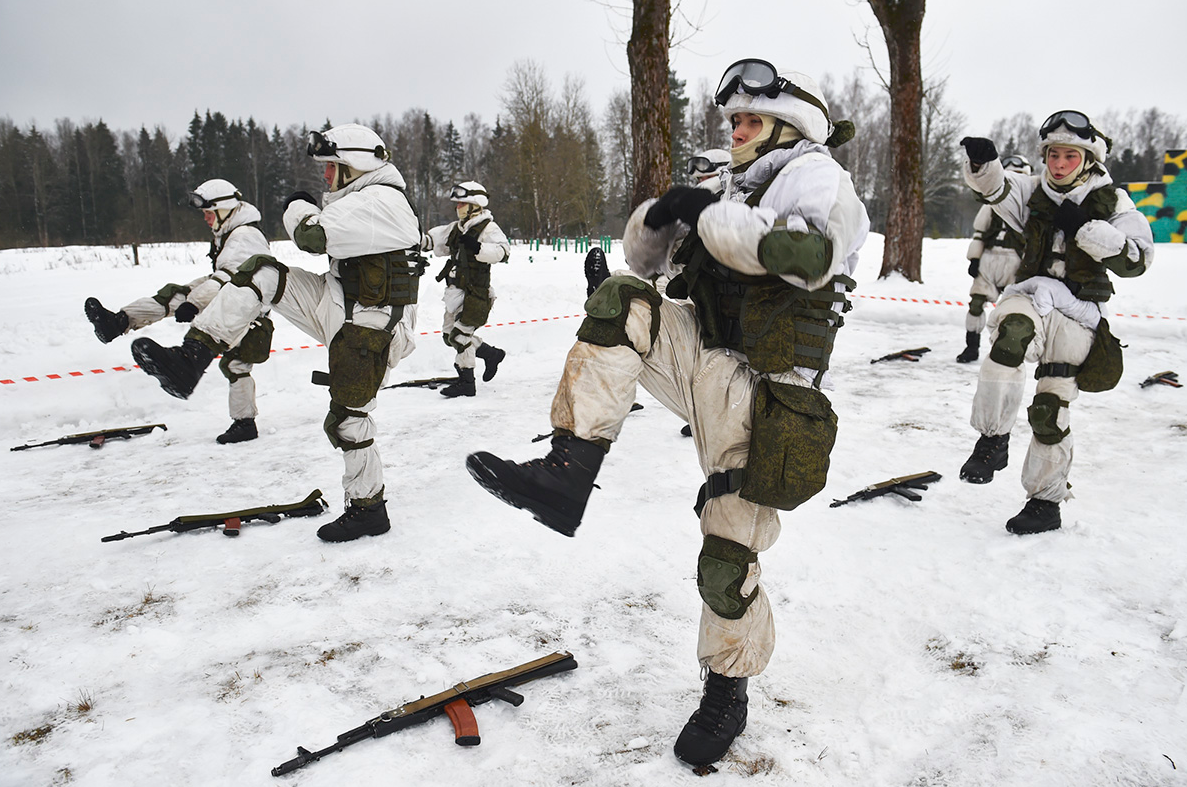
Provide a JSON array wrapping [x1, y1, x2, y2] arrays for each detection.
[[627, 0, 671, 210], [869, 0, 926, 282]]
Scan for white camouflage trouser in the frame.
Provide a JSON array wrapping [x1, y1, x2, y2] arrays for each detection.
[[442, 285, 489, 369], [551, 293, 780, 678], [966, 246, 1022, 333], [125, 283, 257, 422], [971, 292, 1095, 503], [194, 265, 416, 504]]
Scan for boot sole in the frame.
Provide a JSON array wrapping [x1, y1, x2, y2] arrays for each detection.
[[85, 298, 123, 344], [131, 339, 197, 400], [466, 453, 579, 537]]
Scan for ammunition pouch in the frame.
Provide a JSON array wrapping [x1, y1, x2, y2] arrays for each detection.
[[339, 250, 425, 310], [989, 313, 1035, 367], [458, 290, 493, 329], [152, 282, 191, 310], [323, 401, 373, 451], [740, 380, 837, 511], [327, 323, 393, 408], [740, 277, 852, 384], [1027, 392, 1070, 445], [229, 315, 274, 365], [230, 255, 289, 304], [697, 534, 759, 620], [1075, 318, 1123, 393], [576, 276, 662, 350]]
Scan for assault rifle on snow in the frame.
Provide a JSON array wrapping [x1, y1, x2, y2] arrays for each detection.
[[829, 471, 942, 508], [381, 375, 459, 391], [10, 423, 167, 452], [870, 347, 931, 364], [1139, 371, 1181, 389], [271, 650, 579, 777], [101, 489, 327, 542]]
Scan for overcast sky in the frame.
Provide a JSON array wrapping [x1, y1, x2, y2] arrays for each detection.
[[1, 0, 1182, 145]]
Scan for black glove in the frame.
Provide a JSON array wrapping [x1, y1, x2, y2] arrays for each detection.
[[644, 186, 718, 229], [282, 191, 319, 212], [1053, 199, 1090, 238], [459, 234, 482, 255], [173, 302, 199, 323], [959, 137, 998, 166], [967, 258, 980, 278]]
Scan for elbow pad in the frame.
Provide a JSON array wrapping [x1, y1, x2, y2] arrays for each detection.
[[758, 228, 833, 283]]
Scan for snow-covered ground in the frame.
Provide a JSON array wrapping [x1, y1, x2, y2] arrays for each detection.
[[1, 235, 1185, 787]]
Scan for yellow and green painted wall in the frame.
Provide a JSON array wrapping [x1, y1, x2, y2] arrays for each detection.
[[1123, 150, 1187, 242]]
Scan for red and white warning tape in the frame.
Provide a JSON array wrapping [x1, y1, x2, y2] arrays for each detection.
[[1, 315, 586, 386], [851, 292, 1187, 322]]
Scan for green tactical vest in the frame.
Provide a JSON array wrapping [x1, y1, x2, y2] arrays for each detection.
[[1018, 185, 1119, 302], [441, 218, 493, 294], [208, 221, 263, 272], [666, 181, 854, 385], [983, 212, 1024, 255], [335, 182, 428, 322]]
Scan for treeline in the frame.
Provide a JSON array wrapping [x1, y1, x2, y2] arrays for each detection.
[[1, 59, 1181, 251]]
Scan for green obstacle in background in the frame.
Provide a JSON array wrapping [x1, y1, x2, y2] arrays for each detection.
[[1123, 150, 1187, 243]]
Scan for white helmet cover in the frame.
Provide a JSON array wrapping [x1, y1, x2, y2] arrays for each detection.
[[1040, 125, 1108, 165], [690, 148, 731, 172], [449, 181, 489, 208], [189, 178, 242, 212], [309, 123, 390, 173], [1001, 154, 1032, 175], [719, 70, 832, 145]]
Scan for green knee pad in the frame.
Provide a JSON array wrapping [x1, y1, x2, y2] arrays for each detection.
[[323, 401, 374, 451], [576, 276, 662, 349], [968, 293, 988, 317], [990, 313, 1035, 367], [697, 534, 758, 620], [447, 326, 473, 353], [1027, 392, 1070, 445]]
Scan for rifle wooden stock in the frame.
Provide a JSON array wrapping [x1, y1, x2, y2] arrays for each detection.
[[271, 651, 578, 777]]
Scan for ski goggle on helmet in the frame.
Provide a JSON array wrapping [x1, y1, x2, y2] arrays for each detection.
[[306, 130, 388, 161], [714, 58, 830, 118], [186, 188, 240, 210], [1039, 111, 1103, 144], [1000, 155, 1028, 170]]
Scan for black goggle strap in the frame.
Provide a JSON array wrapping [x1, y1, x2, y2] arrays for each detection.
[[187, 191, 239, 210], [307, 131, 387, 161], [451, 185, 488, 200]]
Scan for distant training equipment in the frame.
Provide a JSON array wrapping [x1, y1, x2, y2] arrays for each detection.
[[100, 489, 327, 541], [870, 347, 931, 364], [829, 471, 942, 507], [1139, 371, 1181, 388], [11, 423, 167, 451], [270, 651, 579, 776]]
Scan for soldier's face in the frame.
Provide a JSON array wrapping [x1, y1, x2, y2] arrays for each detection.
[[203, 211, 217, 228], [323, 162, 337, 188], [731, 113, 765, 148], [1046, 146, 1083, 180]]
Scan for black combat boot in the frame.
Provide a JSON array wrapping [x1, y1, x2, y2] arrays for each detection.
[[1005, 497, 1061, 535], [475, 343, 506, 382], [440, 365, 476, 398], [216, 418, 258, 444], [956, 331, 980, 363], [84, 297, 129, 344], [131, 337, 216, 399], [959, 433, 1009, 484], [674, 670, 749, 767], [317, 498, 390, 542], [466, 435, 605, 536]]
